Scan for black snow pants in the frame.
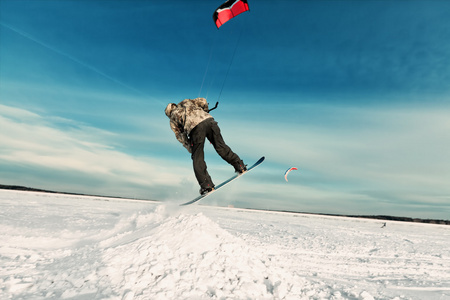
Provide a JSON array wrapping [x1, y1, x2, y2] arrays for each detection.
[[189, 118, 242, 190]]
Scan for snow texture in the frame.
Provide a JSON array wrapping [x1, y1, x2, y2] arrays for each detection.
[[1, 190, 449, 299]]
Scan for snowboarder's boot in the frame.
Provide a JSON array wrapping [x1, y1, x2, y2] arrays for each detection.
[[199, 185, 214, 195], [234, 161, 247, 174]]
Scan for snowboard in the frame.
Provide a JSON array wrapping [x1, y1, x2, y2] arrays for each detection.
[[180, 156, 265, 206]]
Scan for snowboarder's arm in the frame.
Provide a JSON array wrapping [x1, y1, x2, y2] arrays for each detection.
[[170, 121, 192, 153], [192, 97, 209, 112]]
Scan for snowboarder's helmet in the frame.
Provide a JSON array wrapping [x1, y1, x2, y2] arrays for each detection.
[[165, 103, 176, 117]]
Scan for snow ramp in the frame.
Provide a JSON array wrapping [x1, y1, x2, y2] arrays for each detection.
[[100, 206, 293, 299]]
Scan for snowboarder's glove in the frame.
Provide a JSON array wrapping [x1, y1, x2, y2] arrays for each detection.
[[185, 143, 192, 154]]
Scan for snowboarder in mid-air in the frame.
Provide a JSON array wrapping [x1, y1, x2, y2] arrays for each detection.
[[165, 98, 246, 195]]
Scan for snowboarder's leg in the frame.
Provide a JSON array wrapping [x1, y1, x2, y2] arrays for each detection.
[[190, 122, 214, 191], [207, 119, 246, 173]]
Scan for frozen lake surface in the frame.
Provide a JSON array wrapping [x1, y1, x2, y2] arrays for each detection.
[[1, 190, 449, 299]]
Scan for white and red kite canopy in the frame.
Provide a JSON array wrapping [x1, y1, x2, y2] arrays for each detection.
[[213, 0, 250, 29]]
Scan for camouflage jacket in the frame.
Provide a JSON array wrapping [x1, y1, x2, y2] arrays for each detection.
[[168, 98, 213, 153]]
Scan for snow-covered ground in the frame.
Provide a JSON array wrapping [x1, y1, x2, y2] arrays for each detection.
[[1, 190, 449, 300]]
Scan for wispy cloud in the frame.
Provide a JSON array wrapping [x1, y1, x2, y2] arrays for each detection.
[[0, 22, 156, 100], [0, 104, 193, 198], [217, 103, 450, 217], [1, 100, 449, 218]]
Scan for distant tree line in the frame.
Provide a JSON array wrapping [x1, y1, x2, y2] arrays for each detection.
[[266, 209, 450, 226], [0, 184, 142, 201], [1, 184, 448, 225]]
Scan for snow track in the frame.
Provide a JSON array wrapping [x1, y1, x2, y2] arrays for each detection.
[[1, 190, 449, 299]]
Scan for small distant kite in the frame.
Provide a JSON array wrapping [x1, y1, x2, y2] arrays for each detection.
[[284, 167, 298, 182], [213, 0, 250, 29]]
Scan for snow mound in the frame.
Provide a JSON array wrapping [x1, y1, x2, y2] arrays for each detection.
[[102, 206, 281, 299]]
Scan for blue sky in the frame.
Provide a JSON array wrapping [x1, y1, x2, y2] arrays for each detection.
[[1, 0, 450, 219]]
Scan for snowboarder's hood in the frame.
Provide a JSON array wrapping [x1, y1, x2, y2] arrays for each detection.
[[165, 103, 176, 117]]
